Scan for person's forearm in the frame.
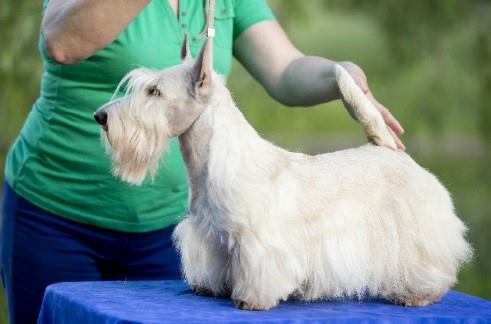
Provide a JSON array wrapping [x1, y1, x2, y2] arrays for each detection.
[[42, 0, 150, 64], [272, 56, 350, 107]]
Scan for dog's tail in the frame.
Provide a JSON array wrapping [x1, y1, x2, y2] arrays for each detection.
[[334, 64, 398, 150]]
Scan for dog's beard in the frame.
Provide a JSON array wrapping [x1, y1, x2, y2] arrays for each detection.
[[101, 109, 170, 185]]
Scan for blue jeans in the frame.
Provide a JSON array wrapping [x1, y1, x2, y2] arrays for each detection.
[[0, 182, 181, 324]]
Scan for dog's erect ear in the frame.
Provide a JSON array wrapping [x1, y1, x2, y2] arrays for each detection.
[[190, 38, 212, 99], [181, 34, 192, 63]]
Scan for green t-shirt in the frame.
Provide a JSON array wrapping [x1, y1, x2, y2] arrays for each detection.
[[5, 0, 275, 232]]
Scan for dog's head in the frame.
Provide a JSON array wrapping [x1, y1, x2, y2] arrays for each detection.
[[94, 37, 214, 185]]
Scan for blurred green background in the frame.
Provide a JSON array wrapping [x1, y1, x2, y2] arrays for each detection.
[[1, 0, 490, 322]]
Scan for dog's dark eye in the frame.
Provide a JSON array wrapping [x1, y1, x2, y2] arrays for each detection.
[[147, 85, 161, 97]]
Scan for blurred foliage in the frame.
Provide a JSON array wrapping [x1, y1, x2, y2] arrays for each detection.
[[1, 0, 491, 323], [330, 0, 491, 143], [0, 0, 43, 175]]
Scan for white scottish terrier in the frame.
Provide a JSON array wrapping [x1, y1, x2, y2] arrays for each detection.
[[94, 39, 472, 310]]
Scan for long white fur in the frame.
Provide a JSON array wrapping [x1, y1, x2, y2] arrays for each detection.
[[96, 60, 472, 310], [335, 65, 397, 149]]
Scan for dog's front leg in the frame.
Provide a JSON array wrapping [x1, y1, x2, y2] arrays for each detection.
[[230, 231, 301, 311], [173, 217, 230, 297]]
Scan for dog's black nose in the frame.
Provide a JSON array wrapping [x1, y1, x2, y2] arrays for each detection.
[[94, 110, 108, 127]]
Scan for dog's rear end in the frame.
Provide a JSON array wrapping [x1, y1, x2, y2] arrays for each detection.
[[290, 144, 472, 306]]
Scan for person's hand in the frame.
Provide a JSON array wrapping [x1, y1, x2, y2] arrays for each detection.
[[340, 62, 405, 150]]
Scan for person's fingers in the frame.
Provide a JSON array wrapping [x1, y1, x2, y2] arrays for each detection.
[[381, 107, 405, 136], [354, 74, 369, 94], [364, 90, 406, 150], [366, 92, 405, 135], [396, 136, 406, 151], [388, 127, 406, 151]]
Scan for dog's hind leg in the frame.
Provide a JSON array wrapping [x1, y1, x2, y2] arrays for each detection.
[[173, 218, 230, 297]]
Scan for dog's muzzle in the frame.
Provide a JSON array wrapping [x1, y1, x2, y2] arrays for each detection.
[[94, 110, 108, 131]]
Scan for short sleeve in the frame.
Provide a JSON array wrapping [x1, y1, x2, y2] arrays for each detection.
[[233, 0, 276, 40]]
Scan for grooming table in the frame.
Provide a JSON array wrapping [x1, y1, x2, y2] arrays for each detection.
[[37, 280, 491, 323]]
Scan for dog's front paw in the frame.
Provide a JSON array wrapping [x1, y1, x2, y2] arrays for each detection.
[[390, 292, 443, 307], [191, 286, 215, 297], [397, 295, 441, 307], [401, 298, 434, 307], [192, 286, 231, 298], [233, 299, 276, 311]]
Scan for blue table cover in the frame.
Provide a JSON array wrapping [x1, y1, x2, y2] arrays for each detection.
[[37, 280, 491, 323]]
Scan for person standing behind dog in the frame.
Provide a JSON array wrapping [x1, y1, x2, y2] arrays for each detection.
[[1, 0, 405, 323]]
